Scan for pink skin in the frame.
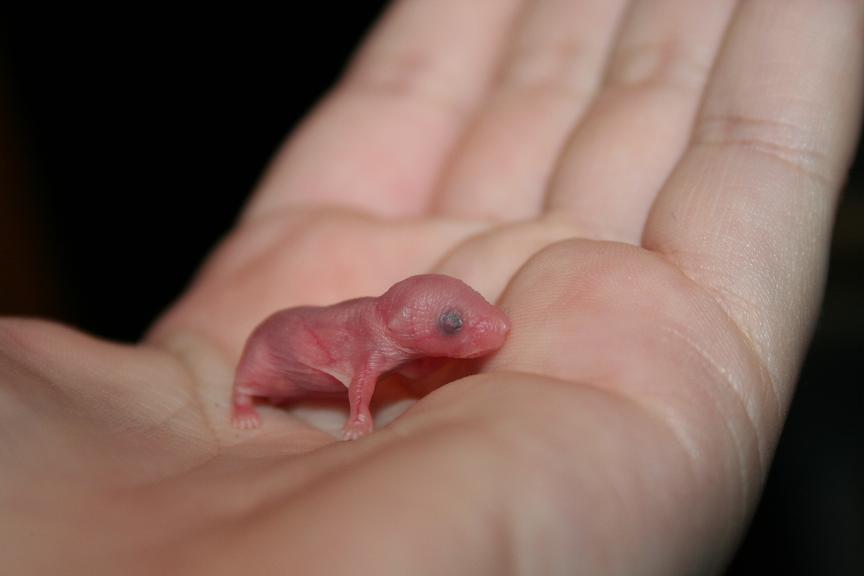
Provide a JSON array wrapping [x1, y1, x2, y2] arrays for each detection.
[[231, 274, 511, 440]]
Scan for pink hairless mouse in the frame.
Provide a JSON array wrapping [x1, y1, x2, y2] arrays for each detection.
[[231, 274, 511, 440]]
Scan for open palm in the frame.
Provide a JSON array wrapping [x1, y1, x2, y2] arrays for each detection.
[[3, 2, 861, 574]]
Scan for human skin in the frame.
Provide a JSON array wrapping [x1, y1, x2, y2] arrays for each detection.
[[231, 274, 510, 439], [1, 1, 862, 574]]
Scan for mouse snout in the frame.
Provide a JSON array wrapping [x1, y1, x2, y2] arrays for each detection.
[[485, 305, 510, 335], [472, 308, 511, 348], [498, 313, 511, 335]]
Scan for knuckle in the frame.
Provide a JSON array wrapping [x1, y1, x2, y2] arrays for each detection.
[[496, 39, 598, 101], [693, 112, 835, 187], [608, 40, 713, 92], [342, 49, 473, 118]]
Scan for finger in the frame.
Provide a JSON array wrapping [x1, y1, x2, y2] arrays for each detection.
[[432, 0, 630, 221], [643, 0, 864, 400], [545, 0, 737, 243], [244, 0, 524, 220], [0, 318, 220, 473]]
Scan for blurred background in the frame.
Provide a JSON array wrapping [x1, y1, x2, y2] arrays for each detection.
[[1, 5, 861, 574]]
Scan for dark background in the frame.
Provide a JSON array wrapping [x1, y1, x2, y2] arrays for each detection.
[[1, 6, 861, 574]]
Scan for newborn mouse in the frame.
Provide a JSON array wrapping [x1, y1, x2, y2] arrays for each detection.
[[231, 274, 511, 440]]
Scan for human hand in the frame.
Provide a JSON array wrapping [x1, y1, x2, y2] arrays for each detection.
[[2, 1, 861, 574]]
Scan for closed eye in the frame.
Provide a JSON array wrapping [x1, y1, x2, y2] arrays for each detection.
[[438, 309, 463, 335]]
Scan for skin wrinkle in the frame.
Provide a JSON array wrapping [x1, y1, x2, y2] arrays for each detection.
[[226, 447, 375, 520], [375, 297, 412, 357], [100, 382, 192, 439], [150, 331, 236, 454], [5, 326, 187, 444], [1, 324, 225, 487], [0, 322, 88, 412], [146, 431, 388, 520], [0, 321, 76, 407], [177, 431, 443, 563], [649, 247, 783, 439], [664, 239, 771, 335], [651, 321, 759, 518], [543, 210, 640, 243], [696, 113, 827, 158], [299, 316, 334, 365], [692, 132, 834, 189]]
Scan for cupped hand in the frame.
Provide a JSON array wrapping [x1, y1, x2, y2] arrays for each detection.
[[2, 1, 861, 574]]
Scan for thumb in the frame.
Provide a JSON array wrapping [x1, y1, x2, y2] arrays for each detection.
[[0, 318, 215, 479]]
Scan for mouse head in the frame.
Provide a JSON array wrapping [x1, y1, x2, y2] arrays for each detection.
[[378, 274, 510, 358]]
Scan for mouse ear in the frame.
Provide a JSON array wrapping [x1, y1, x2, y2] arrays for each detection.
[[377, 289, 421, 342], [379, 276, 417, 309]]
